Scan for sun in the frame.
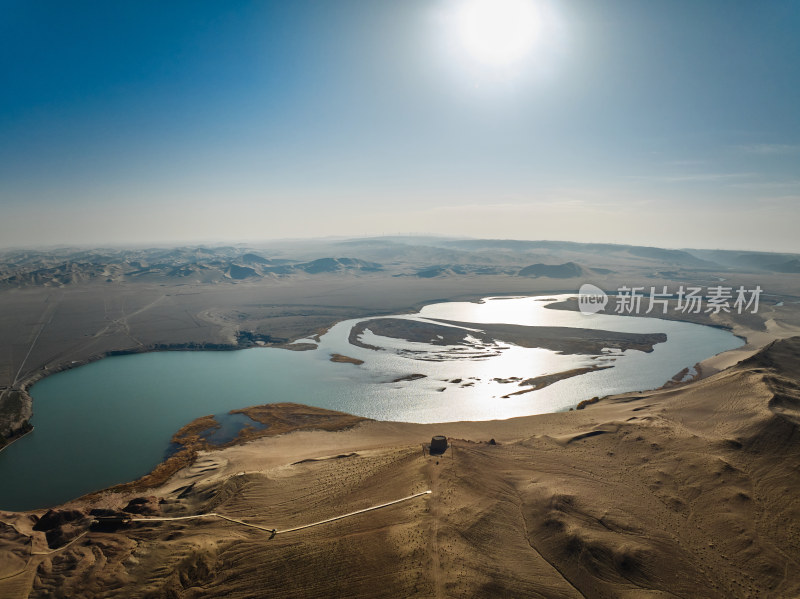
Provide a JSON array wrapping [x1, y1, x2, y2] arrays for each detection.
[[453, 0, 542, 67]]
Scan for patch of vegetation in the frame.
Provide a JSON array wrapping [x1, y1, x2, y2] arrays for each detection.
[[576, 396, 601, 410], [236, 330, 287, 345], [88, 404, 367, 497], [330, 353, 364, 365]]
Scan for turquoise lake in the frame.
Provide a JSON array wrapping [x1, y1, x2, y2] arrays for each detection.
[[0, 296, 743, 510]]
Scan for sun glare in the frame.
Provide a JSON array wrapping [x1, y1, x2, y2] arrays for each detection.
[[453, 0, 542, 67]]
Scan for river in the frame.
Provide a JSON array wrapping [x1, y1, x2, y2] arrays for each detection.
[[0, 295, 743, 510]]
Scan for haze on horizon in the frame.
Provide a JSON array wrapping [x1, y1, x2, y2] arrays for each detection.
[[1, 1, 799, 252]]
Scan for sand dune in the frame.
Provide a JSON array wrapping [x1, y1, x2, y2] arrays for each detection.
[[2, 337, 799, 597]]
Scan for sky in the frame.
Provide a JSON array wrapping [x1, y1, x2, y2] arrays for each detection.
[[1, 0, 799, 252]]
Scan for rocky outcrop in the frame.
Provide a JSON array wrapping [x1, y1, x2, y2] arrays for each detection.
[[0, 389, 33, 448], [32, 508, 91, 549]]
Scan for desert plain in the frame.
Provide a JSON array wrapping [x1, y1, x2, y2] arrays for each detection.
[[1, 237, 800, 598]]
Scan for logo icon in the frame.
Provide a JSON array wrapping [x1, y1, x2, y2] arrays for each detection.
[[578, 283, 608, 315]]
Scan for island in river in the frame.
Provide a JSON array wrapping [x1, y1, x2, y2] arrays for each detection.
[[349, 317, 668, 355]]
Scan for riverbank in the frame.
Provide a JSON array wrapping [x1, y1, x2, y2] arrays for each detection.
[[0, 390, 32, 452], [0, 293, 757, 514], [0, 278, 591, 452], [2, 336, 800, 597], [0, 337, 317, 454], [544, 295, 800, 377], [86, 403, 367, 499], [3, 288, 793, 458]]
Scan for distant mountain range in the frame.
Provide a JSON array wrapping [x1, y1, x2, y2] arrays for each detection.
[[0, 247, 383, 287], [0, 238, 797, 288], [517, 262, 608, 279]]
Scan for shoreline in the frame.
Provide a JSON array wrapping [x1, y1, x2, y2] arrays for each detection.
[[0, 339, 309, 454], [4, 336, 800, 596], [1, 292, 772, 458], [0, 423, 33, 454], [3, 318, 800, 598]]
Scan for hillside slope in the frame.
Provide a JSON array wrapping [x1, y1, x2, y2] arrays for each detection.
[[2, 339, 800, 598]]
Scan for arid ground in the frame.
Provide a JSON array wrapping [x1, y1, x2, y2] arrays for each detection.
[[1, 238, 800, 597]]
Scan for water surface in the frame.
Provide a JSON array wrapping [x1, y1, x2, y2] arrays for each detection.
[[0, 295, 742, 510]]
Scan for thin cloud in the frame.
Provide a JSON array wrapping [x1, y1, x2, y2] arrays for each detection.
[[661, 159, 707, 167], [736, 143, 800, 155], [625, 172, 756, 183], [729, 179, 800, 190]]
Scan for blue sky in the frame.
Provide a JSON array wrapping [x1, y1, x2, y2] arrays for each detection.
[[1, 0, 798, 251]]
